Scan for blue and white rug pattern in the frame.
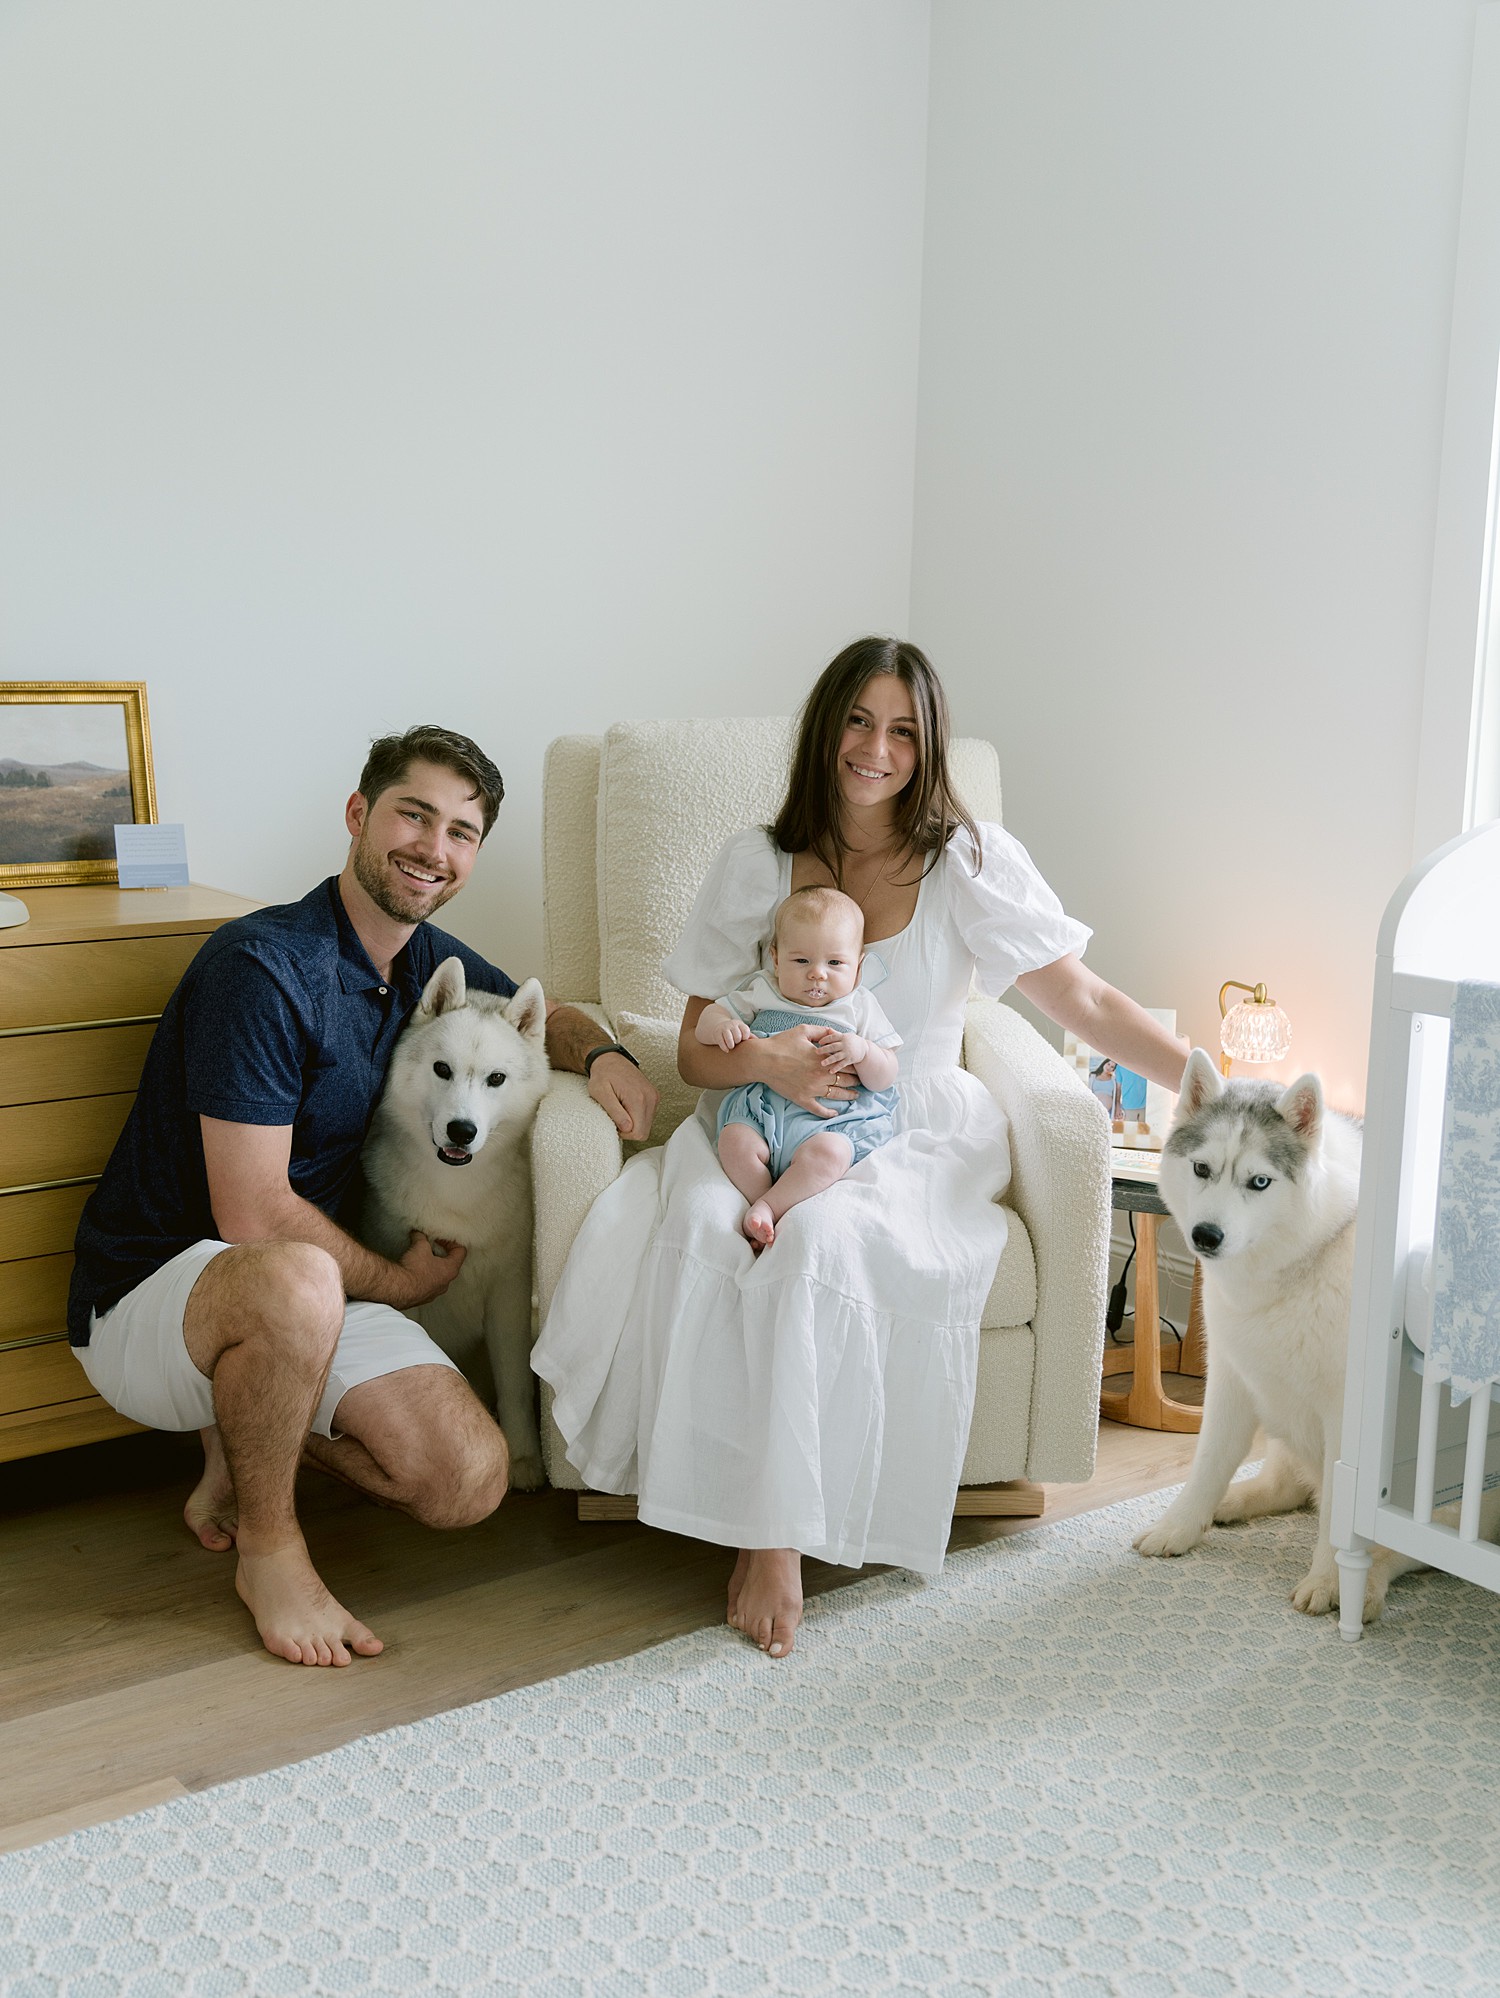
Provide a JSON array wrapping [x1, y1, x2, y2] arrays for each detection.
[[4, 1490, 1500, 1996]]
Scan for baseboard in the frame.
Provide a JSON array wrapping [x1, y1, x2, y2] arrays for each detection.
[[951, 1479, 1045, 1518], [578, 1480, 1046, 1524]]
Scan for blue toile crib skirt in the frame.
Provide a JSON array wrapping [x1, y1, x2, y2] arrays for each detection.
[[1430, 980, 1500, 1399]]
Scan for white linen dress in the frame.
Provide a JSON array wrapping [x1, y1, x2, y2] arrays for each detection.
[[531, 822, 1090, 1575]]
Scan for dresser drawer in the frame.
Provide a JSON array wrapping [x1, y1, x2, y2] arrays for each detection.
[[0, 1253, 71, 1345], [0, 1095, 134, 1189], [0, 1022, 157, 1108], [0, 1335, 98, 1416], [0, 1184, 93, 1261], [0, 933, 208, 1032]]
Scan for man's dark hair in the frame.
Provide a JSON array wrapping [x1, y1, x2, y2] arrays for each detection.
[[357, 725, 505, 839]]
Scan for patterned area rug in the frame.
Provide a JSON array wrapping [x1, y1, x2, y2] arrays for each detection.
[[5, 1488, 1500, 1997]]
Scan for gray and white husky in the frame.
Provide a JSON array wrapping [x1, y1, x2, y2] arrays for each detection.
[[359, 958, 550, 1490], [1133, 1048, 1417, 1621]]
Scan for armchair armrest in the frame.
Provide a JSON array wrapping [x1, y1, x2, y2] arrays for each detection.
[[532, 1071, 625, 1320], [963, 998, 1111, 1481]]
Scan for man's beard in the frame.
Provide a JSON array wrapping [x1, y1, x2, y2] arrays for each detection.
[[352, 834, 456, 924]]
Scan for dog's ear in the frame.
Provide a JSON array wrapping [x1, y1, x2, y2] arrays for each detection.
[[506, 977, 547, 1046], [419, 956, 467, 1018], [1276, 1072, 1323, 1143], [1178, 1047, 1222, 1115]]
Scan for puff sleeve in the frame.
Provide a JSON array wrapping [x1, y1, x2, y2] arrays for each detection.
[[946, 822, 1092, 999], [661, 827, 782, 1000]]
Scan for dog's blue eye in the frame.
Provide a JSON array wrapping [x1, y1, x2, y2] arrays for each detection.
[[1248, 1174, 1272, 1192], [1193, 1161, 1211, 1180], [486, 1071, 506, 1088], [433, 1061, 452, 1080]]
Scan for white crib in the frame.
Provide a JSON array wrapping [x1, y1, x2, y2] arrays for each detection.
[[1332, 819, 1500, 1639]]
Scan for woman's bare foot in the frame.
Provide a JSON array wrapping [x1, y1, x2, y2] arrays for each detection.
[[742, 1201, 776, 1251], [726, 1548, 751, 1622], [728, 1548, 802, 1657], [234, 1537, 384, 1667], [184, 1425, 238, 1551]]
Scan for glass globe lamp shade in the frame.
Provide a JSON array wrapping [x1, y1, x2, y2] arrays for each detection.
[[1219, 987, 1292, 1067]]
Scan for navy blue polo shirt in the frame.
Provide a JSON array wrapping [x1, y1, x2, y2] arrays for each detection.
[[67, 877, 517, 1345]]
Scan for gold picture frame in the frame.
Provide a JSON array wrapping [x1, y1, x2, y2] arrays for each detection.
[[0, 681, 158, 889]]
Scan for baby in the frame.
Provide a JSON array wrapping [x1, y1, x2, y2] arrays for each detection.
[[696, 885, 901, 1249]]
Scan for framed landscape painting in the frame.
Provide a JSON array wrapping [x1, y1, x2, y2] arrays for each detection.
[[0, 682, 157, 889]]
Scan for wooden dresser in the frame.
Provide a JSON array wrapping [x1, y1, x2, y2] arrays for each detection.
[[0, 883, 261, 1463]]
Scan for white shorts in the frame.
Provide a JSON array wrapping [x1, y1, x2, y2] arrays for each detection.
[[76, 1239, 461, 1439]]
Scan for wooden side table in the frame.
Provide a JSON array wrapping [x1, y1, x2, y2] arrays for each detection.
[[1099, 1176, 1207, 1433]]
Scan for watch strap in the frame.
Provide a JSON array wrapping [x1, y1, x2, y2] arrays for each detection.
[[584, 1041, 640, 1076]]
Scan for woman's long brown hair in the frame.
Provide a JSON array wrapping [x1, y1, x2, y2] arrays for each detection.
[[770, 637, 980, 879]]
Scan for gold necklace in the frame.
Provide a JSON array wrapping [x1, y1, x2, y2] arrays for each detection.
[[839, 841, 907, 912]]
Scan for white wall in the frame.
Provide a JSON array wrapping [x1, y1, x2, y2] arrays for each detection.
[[912, 0, 1480, 1107], [5, 0, 1486, 1106], [0, 1, 930, 978]]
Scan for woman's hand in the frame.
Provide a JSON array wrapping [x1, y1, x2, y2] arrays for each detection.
[[760, 1024, 857, 1117], [677, 998, 855, 1108]]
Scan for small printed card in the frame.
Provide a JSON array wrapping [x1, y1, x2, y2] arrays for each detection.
[[114, 822, 190, 889]]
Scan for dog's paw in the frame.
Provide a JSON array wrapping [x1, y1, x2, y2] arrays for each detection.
[[1212, 1488, 1254, 1525], [1133, 1513, 1207, 1559], [1291, 1568, 1338, 1616], [507, 1452, 547, 1494]]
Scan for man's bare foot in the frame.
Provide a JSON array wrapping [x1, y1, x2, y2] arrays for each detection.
[[727, 1548, 802, 1658], [742, 1201, 775, 1251], [726, 1548, 751, 1623], [234, 1538, 384, 1667], [185, 1426, 238, 1551]]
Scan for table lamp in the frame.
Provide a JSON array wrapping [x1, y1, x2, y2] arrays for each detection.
[[1218, 979, 1291, 1076]]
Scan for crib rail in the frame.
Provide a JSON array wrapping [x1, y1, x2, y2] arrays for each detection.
[[1332, 818, 1500, 1640], [1412, 1363, 1498, 1540]]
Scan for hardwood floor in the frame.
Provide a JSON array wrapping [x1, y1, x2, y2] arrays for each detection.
[[0, 1418, 1198, 1854]]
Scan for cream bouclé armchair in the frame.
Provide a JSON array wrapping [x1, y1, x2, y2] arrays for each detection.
[[531, 718, 1111, 1514]]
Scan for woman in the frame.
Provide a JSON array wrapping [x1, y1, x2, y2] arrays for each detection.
[[532, 638, 1186, 1658]]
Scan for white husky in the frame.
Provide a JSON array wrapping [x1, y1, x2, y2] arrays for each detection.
[[1133, 1048, 1419, 1621], [359, 958, 550, 1490]]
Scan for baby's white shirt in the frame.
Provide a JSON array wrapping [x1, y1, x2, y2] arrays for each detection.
[[718, 971, 902, 1048]]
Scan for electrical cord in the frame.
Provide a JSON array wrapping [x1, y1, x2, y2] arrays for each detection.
[[1105, 1213, 1137, 1335], [1103, 1211, 1180, 1350]]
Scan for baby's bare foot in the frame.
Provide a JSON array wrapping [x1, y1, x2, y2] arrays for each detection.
[[185, 1425, 238, 1551], [742, 1202, 775, 1251], [728, 1548, 802, 1658], [726, 1548, 751, 1622], [235, 1538, 384, 1667]]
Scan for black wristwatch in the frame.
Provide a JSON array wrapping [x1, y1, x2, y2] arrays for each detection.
[[583, 1041, 640, 1077]]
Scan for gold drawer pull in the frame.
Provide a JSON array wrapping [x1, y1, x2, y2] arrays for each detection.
[[0, 1015, 160, 1040]]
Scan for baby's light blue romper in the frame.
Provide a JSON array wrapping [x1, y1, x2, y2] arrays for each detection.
[[714, 971, 902, 1178]]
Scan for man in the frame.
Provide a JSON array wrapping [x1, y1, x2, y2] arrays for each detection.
[[68, 725, 657, 1668]]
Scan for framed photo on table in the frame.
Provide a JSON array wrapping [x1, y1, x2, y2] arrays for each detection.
[[0, 682, 157, 889], [1064, 1007, 1179, 1170]]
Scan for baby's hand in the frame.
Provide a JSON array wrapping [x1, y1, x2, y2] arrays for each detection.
[[817, 1031, 868, 1070], [718, 1018, 753, 1052]]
